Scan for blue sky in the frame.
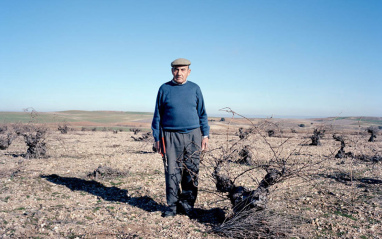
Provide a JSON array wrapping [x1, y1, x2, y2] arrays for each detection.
[[1, 0, 381, 118]]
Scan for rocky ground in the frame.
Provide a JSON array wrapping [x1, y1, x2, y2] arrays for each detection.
[[0, 121, 381, 238]]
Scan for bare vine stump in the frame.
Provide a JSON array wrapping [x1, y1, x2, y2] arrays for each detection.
[[333, 135, 346, 158], [237, 127, 253, 139], [0, 126, 8, 134], [0, 124, 47, 158], [357, 154, 382, 163], [237, 145, 254, 165], [0, 133, 15, 150], [23, 128, 47, 158], [0, 126, 11, 150], [87, 165, 128, 180], [130, 128, 141, 135], [58, 124, 68, 134], [367, 126, 378, 142], [333, 135, 354, 158], [131, 132, 151, 141], [213, 164, 282, 213], [310, 129, 325, 146]]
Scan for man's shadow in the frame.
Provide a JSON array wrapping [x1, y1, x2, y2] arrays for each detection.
[[41, 174, 225, 225], [41, 174, 165, 213]]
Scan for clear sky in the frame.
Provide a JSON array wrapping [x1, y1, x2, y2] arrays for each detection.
[[1, 0, 381, 118]]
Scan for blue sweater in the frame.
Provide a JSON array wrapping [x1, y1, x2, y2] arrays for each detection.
[[151, 80, 210, 142]]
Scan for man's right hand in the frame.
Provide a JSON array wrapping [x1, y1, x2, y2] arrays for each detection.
[[155, 141, 162, 154]]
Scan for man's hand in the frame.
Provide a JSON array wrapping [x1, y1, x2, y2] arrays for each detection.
[[155, 141, 162, 154], [201, 137, 209, 151]]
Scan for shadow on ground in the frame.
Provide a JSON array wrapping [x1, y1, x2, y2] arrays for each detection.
[[41, 174, 165, 213], [320, 173, 382, 185], [191, 208, 226, 225], [40, 174, 226, 225], [5, 153, 25, 158]]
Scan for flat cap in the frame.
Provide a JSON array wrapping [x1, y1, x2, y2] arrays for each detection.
[[171, 58, 191, 67]]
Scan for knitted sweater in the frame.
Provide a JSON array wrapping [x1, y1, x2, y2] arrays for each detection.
[[151, 80, 210, 142]]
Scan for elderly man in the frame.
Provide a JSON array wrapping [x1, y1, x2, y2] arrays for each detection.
[[152, 58, 210, 217]]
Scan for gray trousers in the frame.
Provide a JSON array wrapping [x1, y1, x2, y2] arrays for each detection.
[[162, 128, 202, 208]]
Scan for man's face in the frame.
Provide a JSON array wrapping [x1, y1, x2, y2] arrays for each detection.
[[172, 66, 191, 84]]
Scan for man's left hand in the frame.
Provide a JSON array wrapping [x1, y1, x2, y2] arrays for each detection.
[[201, 137, 209, 151]]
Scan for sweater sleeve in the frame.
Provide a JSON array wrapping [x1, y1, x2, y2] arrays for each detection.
[[196, 87, 210, 137], [151, 89, 161, 142]]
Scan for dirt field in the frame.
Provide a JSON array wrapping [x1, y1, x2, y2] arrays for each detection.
[[0, 118, 381, 238]]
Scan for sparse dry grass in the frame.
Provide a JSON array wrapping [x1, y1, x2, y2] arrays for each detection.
[[0, 122, 381, 238]]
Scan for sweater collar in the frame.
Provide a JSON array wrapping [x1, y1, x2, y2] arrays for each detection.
[[171, 79, 187, 85]]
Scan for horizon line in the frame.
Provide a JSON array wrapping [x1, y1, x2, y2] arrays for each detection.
[[1, 109, 381, 120]]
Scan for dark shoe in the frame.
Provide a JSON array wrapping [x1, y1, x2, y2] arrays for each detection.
[[177, 201, 193, 216], [162, 206, 176, 217]]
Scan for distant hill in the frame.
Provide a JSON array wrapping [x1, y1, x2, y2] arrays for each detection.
[[1, 111, 381, 132], [311, 116, 382, 126], [0, 110, 153, 125]]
